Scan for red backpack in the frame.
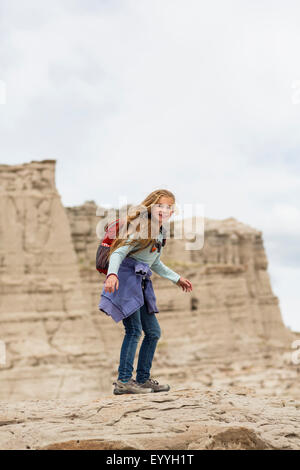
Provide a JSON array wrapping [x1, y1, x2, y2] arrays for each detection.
[[96, 218, 167, 275]]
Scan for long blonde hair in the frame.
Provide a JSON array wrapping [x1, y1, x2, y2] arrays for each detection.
[[108, 189, 176, 260]]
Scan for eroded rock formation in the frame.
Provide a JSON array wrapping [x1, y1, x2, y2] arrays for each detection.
[[0, 161, 105, 401], [0, 159, 299, 404]]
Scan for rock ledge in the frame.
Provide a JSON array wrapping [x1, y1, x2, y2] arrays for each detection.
[[0, 387, 299, 450]]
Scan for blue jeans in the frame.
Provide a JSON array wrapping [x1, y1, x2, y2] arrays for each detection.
[[117, 303, 161, 383]]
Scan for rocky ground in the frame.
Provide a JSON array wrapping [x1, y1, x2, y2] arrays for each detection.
[[0, 386, 300, 450]]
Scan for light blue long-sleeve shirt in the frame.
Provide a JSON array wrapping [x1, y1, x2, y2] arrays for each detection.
[[107, 230, 181, 284]]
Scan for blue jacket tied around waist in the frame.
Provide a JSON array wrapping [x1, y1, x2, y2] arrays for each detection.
[[98, 257, 159, 323]]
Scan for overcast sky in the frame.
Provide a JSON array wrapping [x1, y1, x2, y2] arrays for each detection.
[[1, 0, 300, 331]]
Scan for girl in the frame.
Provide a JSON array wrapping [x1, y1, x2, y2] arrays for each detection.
[[101, 189, 193, 395]]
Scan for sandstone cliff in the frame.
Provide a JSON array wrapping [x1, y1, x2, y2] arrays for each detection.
[[0, 161, 105, 401], [0, 159, 299, 404]]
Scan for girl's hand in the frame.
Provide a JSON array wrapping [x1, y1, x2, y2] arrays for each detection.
[[176, 277, 193, 292], [104, 274, 119, 293]]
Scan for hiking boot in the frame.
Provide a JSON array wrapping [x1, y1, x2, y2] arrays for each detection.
[[113, 378, 154, 395], [136, 377, 170, 392]]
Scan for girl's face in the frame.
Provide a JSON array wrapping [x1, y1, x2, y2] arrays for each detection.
[[151, 196, 175, 225]]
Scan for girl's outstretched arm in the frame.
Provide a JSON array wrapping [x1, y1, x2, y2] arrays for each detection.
[[151, 257, 193, 292], [151, 256, 180, 284]]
